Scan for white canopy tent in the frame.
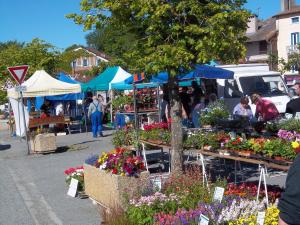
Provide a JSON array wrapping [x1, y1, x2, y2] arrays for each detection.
[[8, 70, 81, 99], [8, 70, 81, 136]]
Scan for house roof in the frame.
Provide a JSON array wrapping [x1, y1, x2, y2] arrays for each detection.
[[77, 47, 111, 61], [246, 17, 276, 42], [273, 6, 300, 17]]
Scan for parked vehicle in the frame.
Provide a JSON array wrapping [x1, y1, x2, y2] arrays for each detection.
[[216, 64, 291, 114]]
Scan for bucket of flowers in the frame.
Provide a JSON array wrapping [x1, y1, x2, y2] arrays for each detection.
[[83, 148, 149, 209], [64, 166, 85, 197]]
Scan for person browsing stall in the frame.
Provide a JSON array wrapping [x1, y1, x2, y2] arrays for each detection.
[[88, 96, 103, 138], [250, 93, 279, 122], [233, 96, 253, 119], [286, 82, 300, 117]]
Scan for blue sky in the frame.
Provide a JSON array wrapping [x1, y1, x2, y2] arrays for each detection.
[[0, 0, 300, 50]]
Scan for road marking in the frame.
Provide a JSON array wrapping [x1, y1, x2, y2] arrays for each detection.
[[9, 168, 63, 225]]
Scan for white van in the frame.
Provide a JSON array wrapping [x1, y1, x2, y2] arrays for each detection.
[[216, 64, 290, 114]]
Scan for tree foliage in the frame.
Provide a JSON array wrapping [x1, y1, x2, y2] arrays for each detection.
[[86, 24, 139, 67], [68, 0, 251, 172]]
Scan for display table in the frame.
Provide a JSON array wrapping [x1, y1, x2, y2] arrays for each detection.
[[29, 116, 65, 128], [30, 133, 57, 153]]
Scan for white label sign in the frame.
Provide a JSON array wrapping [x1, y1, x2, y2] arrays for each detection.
[[67, 178, 78, 197], [213, 187, 225, 202], [153, 176, 162, 191], [15, 85, 27, 92], [295, 112, 300, 120], [256, 211, 265, 225], [198, 214, 209, 225]]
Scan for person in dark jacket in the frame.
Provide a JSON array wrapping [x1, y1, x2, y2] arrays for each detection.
[[286, 83, 300, 117], [278, 153, 300, 225]]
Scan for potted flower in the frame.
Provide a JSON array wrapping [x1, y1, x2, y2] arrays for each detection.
[[224, 137, 252, 156], [200, 100, 230, 127], [64, 166, 84, 193]]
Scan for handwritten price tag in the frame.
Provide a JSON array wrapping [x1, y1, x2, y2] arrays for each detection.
[[213, 187, 224, 202], [198, 214, 209, 225], [67, 178, 78, 197]]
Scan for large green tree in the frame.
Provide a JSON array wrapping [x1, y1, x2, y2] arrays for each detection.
[[68, 0, 250, 173], [86, 24, 139, 67]]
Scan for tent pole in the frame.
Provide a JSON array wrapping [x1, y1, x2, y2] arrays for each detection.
[[110, 90, 114, 124], [82, 93, 88, 134]]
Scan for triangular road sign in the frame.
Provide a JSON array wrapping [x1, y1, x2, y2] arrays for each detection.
[[7, 65, 29, 84]]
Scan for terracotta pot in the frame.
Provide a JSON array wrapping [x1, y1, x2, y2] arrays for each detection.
[[148, 139, 163, 145], [237, 150, 252, 157]]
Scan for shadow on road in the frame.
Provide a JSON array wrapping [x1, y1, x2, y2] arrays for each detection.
[[0, 144, 11, 151]]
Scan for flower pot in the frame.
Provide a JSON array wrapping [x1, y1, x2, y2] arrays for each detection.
[[147, 139, 163, 145], [84, 164, 149, 209], [237, 150, 252, 157]]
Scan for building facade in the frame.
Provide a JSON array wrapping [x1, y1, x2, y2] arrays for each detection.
[[72, 47, 110, 74], [274, 0, 300, 62]]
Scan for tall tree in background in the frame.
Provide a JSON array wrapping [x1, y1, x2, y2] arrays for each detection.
[[68, 0, 250, 173], [86, 24, 138, 67]]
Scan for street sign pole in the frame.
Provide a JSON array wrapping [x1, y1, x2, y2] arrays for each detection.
[[7, 65, 30, 155]]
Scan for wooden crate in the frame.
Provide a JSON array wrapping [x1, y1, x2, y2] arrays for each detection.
[[30, 133, 57, 153], [84, 164, 149, 209]]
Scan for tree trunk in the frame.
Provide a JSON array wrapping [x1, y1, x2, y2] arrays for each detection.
[[168, 76, 183, 174]]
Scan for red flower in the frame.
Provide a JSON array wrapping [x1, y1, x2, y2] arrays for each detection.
[[112, 168, 118, 174]]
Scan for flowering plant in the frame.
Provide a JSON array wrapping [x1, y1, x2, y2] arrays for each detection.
[[96, 148, 145, 177], [154, 196, 267, 225], [200, 100, 230, 126], [225, 183, 282, 203], [247, 138, 266, 154], [291, 141, 300, 154], [64, 166, 84, 191], [143, 122, 169, 131], [230, 206, 279, 225], [140, 122, 171, 144], [225, 137, 250, 151]]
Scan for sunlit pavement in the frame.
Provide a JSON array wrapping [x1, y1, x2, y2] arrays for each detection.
[[0, 129, 114, 225]]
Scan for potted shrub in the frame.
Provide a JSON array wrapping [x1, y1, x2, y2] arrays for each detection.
[[200, 100, 230, 127]]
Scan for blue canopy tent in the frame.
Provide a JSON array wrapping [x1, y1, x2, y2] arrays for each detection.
[[181, 65, 234, 80], [111, 75, 160, 90], [150, 71, 200, 86]]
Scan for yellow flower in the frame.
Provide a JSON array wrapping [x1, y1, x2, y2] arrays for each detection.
[[292, 141, 300, 149]]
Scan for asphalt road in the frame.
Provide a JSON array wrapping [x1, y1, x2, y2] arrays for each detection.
[[0, 129, 114, 225]]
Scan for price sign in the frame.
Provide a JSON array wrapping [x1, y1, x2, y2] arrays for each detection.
[[213, 187, 224, 202], [256, 211, 265, 225], [198, 214, 209, 225], [67, 178, 78, 197], [153, 176, 162, 191]]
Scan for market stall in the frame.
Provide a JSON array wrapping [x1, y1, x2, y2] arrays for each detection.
[[7, 70, 81, 153]]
